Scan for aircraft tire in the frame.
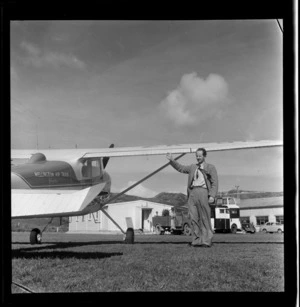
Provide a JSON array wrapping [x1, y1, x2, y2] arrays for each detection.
[[30, 228, 42, 245], [124, 228, 134, 244]]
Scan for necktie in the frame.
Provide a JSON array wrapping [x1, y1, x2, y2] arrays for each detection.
[[196, 165, 202, 179]]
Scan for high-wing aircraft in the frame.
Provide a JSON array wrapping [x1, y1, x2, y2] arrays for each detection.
[[11, 140, 283, 244]]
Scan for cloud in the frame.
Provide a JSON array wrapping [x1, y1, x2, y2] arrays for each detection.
[[159, 72, 229, 126], [20, 41, 86, 70], [246, 105, 283, 141], [120, 181, 157, 198]]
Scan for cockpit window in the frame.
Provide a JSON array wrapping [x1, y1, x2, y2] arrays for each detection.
[[91, 160, 101, 177], [80, 159, 102, 179], [81, 160, 90, 178]]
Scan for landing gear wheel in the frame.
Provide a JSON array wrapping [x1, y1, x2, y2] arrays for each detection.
[[124, 228, 134, 244], [183, 224, 192, 236], [30, 228, 42, 245]]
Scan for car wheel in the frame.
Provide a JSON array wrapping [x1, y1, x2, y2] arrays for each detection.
[[231, 224, 237, 234], [155, 224, 164, 235], [262, 228, 267, 233], [183, 223, 192, 236], [277, 229, 283, 234], [30, 228, 42, 245]]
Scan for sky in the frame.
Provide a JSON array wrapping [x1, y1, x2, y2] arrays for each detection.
[[10, 20, 283, 195]]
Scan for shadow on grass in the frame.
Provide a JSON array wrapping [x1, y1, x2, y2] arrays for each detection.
[[12, 248, 123, 260], [12, 240, 123, 246], [12, 239, 283, 251], [11, 239, 283, 259]]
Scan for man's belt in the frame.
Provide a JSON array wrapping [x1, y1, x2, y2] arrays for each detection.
[[191, 185, 207, 189]]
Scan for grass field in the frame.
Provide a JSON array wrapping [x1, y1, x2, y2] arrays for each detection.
[[10, 231, 284, 293]]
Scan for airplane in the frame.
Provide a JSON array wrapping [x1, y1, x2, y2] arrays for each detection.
[[11, 139, 283, 245]]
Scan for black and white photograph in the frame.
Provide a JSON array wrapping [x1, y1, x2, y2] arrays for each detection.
[[3, 4, 297, 301]]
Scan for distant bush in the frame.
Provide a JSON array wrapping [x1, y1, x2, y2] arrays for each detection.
[[162, 209, 170, 216]]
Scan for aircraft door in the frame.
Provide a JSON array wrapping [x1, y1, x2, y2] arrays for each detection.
[[81, 158, 102, 183], [91, 159, 102, 183]]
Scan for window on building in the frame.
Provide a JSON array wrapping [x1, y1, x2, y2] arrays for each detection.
[[240, 216, 250, 224], [88, 213, 92, 220], [256, 216, 269, 225], [76, 216, 79, 222], [69, 217, 72, 223], [82, 215, 85, 222], [276, 216, 284, 224], [95, 211, 99, 220]]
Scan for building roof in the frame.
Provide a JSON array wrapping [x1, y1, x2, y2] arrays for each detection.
[[104, 200, 173, 208], [238, 196, 283, 209]]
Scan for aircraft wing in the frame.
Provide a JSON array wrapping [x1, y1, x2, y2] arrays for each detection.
[[11, 183, 106, 219], [82, 139, 283, 158], [11, 139, 283, 161]]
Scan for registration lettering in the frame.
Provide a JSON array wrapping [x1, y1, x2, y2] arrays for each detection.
[[34, 171, 70, 177]]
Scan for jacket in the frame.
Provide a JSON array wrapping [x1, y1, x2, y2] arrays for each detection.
[[169, 160, 218, 199]]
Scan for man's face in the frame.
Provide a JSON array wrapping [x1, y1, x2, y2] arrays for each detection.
[[195, 150, 205, 164]]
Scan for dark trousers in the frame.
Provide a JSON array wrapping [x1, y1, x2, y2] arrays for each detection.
[[188, 187, 213, 246]]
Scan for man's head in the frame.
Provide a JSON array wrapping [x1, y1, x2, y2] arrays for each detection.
[[195, 148, 207, 165]]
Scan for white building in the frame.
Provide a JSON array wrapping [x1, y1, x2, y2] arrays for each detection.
[[238, 196, 283, 227], [68, 200, 173, 233], [68, 196, 283, 233]]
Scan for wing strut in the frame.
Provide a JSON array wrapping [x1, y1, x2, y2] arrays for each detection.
[[100, 209, 126, 234], [103, 153, 186, 206], [97, 153, 186, 235]]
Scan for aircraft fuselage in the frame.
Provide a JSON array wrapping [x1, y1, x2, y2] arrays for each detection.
[[11, 153, 111, 198]]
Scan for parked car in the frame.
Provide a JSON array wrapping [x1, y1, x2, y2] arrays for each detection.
[[260, 222, 284, 233], [241, 222, 256, 234]]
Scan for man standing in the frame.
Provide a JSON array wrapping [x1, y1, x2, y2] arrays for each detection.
[[166, 148, 218, 247]]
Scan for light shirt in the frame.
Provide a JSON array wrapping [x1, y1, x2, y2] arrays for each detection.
[[192, 164, 207, 188]]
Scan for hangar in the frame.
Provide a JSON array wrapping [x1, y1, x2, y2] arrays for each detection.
[[68, 200, 173, 233]]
